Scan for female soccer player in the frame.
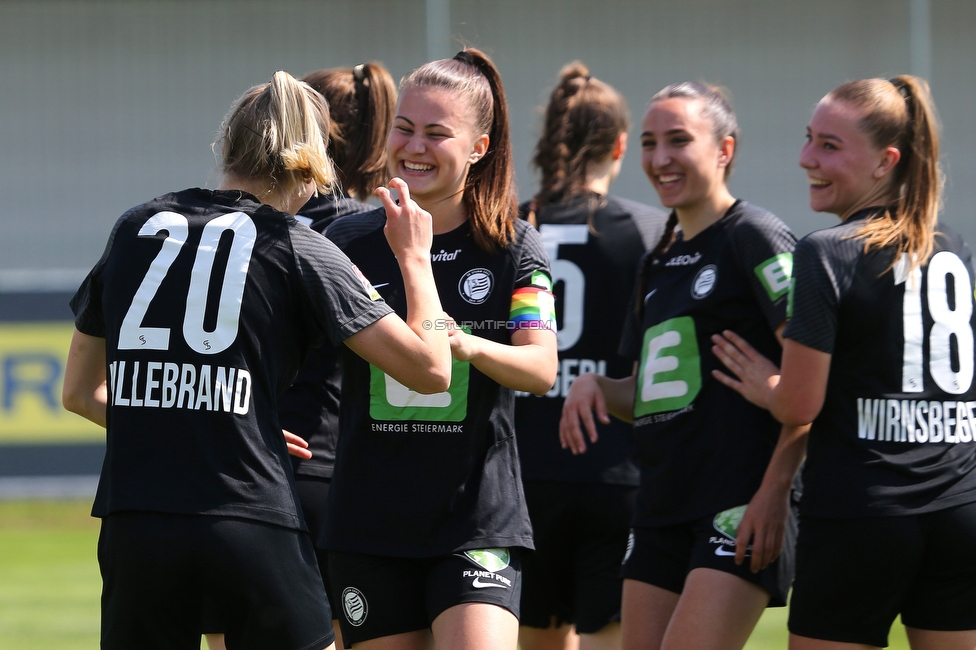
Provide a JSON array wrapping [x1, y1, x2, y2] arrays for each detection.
[[516, 61, 665, 650], [561, 82, 804, 650], [322, 48, 559, 650], [204, 60, 399, 650], [712, 76, 976, 650], [61, 71, 451, 650]]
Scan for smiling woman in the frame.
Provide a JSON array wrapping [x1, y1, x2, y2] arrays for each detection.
[[320, 48, 558, 650], [561, 82, 804, 650], [712, 76, 976, 650]]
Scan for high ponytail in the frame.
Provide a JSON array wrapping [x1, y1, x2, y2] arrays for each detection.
[[531, 61, 629, 214], [830, 75, 943, 268], [219, 71, 335, 200], [402, 48, 517, 251], [302, 62, 397, 199]]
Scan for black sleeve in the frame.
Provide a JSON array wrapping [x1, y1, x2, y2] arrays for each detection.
[[782, 234, 845, 354], [290, 223, 393, 346], [70, 212, 131, 337], [617, 274, 645, 361], [728, 211, 797, 331]]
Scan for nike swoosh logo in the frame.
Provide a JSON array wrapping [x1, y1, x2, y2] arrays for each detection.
[[372, 283, 389, 289], [471, 577, 507, 589], [714, 546, 739, 557]]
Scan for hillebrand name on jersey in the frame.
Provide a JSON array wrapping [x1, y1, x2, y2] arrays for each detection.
[[665, 252, 702, 267], [857, 398, 976, 444], [108, 360, 251, 414]]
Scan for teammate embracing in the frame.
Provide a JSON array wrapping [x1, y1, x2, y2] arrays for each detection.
[[61, 71, 452, 650], [562, 82, 804, 650], [515, 61, 665, 650], [713, 76, 976, 650], [322, 49, 558, 650]]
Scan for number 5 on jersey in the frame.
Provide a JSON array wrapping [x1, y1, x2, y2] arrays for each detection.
[[634, 316, 702, 417]]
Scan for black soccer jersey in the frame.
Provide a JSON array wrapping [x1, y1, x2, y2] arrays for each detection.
[[70, 188, 391, 530], [619, 201, 795, 527], [324, 210, 554, 557], [515, 193, 666, 486], [784, 209, 976, 517], [285, 194, 375, 479]]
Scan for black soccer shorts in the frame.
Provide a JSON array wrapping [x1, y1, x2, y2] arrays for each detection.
[[620, 503, 797, 607], [789, 501, 976, 647], [99, 512, 334, 650], [328, 548, 522, 647]]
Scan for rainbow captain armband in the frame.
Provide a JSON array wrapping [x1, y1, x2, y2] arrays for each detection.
[[509, 273, 556, 332]]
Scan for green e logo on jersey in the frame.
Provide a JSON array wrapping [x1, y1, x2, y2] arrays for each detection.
[[754, 253, 793, 301], [634, 316, 701, 417], [369, 355, 469, 422]]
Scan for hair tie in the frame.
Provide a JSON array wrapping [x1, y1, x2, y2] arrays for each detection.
[[453, 50, 475, 67], [353, 64, 365, 82]]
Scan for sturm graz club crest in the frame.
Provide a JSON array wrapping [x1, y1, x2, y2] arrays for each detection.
[[341, 587, 368, 627], [691, 264, 718, 299], [458, 268, 494, 304]]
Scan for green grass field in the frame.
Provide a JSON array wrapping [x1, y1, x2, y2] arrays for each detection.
[[0, 500, 912, 649]]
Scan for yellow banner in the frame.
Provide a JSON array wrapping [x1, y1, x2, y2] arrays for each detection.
[[0, 322, 103, 442]]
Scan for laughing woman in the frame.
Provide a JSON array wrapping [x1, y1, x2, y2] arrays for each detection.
[[322, 49, 558, 650], [713, 76, 976, 650], [561, 82, 804, 650]]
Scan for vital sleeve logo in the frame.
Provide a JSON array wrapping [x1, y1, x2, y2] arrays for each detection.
[[634, 316, 701, 417], [755, 253, 793, 301]]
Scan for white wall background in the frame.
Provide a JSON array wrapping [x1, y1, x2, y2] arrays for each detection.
[[1, 0, 973, 287]]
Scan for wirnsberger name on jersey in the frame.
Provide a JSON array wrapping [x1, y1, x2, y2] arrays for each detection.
[[857, 398, 976, 444], [108, 360, 252, 414]]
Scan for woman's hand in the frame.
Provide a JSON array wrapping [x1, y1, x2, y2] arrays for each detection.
[[734, 483, 790, 573], [711, 330, 781, 411], [445, 318, 479, 362], [283, 429, 312, 460], [375, 178, 433, 262], [559, 373, 609, 455]]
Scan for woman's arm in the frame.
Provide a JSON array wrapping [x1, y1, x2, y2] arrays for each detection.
[[62, 329, 108, 428], [559, 364, 637, 455], [344, 179, 452, 394], [733, 422, 808, 572], [446, 326, 558, 396]]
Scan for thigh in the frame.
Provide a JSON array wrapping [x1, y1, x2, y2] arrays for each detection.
[[206, 518, 334, 650], [520, 482, 575, 629], [433, 602, 519, 650], [98, 513, 203, 650], [788, 515, 923, 648], [903, 500, 976, 632], [328, 551, 430, 646], [620, 578, 679, 650], [427, 548, 523, 624], [662, 568, 768, 650], [572, 485, 637, 634]]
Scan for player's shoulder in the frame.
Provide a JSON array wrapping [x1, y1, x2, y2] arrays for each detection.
[[324, 206, 386, 249], [725, 200, 790, 235]]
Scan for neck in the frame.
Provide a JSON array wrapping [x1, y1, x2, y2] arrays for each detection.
[[419, 189, 469, 235], [675, 185, 736, 240], [219, 175, 296, 214], [583, 156, 619, 196], [839, 185, 898, 222]]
